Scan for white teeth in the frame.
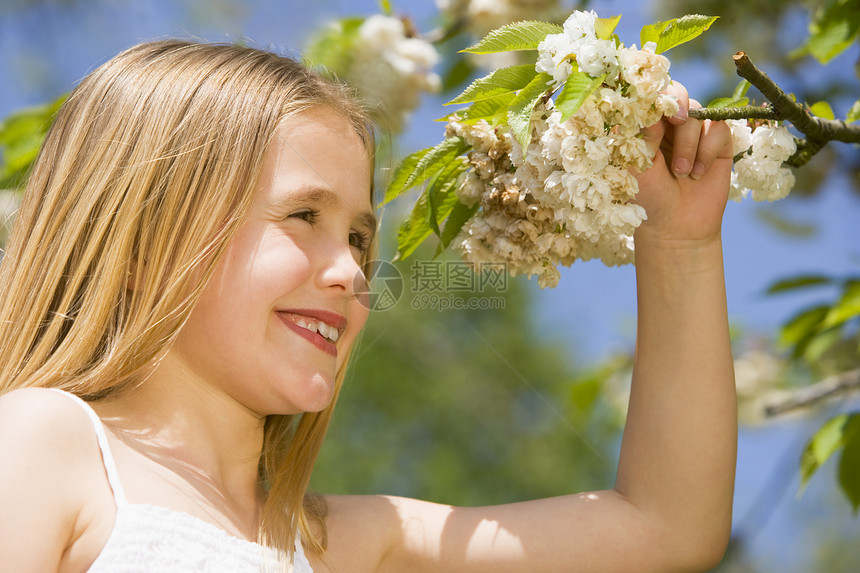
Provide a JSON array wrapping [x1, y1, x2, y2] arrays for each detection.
[[318, 322, 331, 340], [296, 319, 318, 334], [292, 316, 339, 343]]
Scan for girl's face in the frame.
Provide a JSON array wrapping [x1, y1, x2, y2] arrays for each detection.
[[163, 107, 375, 416]]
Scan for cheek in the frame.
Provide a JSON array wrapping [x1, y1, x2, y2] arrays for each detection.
[[338, 299, 370, 364]]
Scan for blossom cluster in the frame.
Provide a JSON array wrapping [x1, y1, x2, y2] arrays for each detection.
[[346, 15, 441, 132], [727, 120, 797, 202], [447, 117, 575, 289], [450, 11, 680, 288], [535, 10, 619, 84], [436, 0, 565, 39]]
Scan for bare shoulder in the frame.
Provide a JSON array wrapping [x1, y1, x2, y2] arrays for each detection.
[[0, 387, 100, 452], [311, 494, 455, 573], [307, 494, 403, 573], [0, 388, 107, 572]]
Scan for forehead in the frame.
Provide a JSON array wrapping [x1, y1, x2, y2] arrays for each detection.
[[257, 108, 374, 213]]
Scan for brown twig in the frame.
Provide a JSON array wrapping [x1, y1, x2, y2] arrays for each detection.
[[764, 368, 860, 418], [732, 52, 859, 144], [689, 105, 783, 121], [688, 52, 860, 168]]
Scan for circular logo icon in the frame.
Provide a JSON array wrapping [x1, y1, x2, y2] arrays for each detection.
[[354, 260, 403, 311]]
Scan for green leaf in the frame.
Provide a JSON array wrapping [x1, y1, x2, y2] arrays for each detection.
[[556, 71, 607, 122], [803, 325, 844, 364], [378, 0, 393, 15], [822, 279, 860, 329], [397, 157, 468, 260], [461, 21, 563, 54], [0, 94, 67, 189], [848, 98, 860, 123], [732, 79, 751, 100], [397, 192, 434, 260], [779, 304, 828, 356], [802, 0, 860, 63], [440, 93, 516, 125], [382, 146, 431, 205], [754, 208, 817, 238], [441, 56, 475, 93], [838, 414, 860, 513], [706, 96, 750, 109], [507, 72, 552, 152], [765, 274, 833, 295], [304, 17, 364, 73], [440, 200, 479, 249], [428, 158, 468, 235], [595, 15, 622, 40], [801, 413, 851, 487], [640, 20, 672, 47], [570, 377, 602, 412], [446, 65, 539, 105], [654, 15, 719, 54], [401, 137, 468, 198], [810, 101, 836, 120]]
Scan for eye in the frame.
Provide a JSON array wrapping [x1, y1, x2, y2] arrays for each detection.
[[350, 230, 371, 254], [287, 209, 319, 225]]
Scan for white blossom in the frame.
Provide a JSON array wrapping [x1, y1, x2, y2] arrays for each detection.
[[575, 38, 619, 78], [619, 43, 672, 101], [437, 0, 566, 41], [536, 32, 577, 86], [730, 123, 797, 202], [347, 15, 440, 132], [562, 9, 598, 42], [727, 119, 753, 156], [751, 125, 796, 162]]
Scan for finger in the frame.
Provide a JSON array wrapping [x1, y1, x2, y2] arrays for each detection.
[[690, 120, 733, 180], [640, 117, 666, 159], [669, 98, 703, 177], [664, 80, 689, 126]]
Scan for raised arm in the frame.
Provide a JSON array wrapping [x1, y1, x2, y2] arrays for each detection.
[[615, 82, 737, 568], [315, 83, 737, 573]]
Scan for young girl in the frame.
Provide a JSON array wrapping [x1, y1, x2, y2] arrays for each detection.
[[0, 40, 737, 572]]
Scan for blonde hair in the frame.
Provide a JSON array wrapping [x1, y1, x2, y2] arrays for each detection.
[[0, 40, 375, 560]]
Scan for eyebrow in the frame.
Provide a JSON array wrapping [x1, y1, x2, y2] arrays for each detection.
[[278, 185, 378, 233]]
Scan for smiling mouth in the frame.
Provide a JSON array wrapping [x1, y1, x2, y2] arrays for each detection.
[[276, 312, 343, 355]]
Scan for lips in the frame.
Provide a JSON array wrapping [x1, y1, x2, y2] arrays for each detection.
[[276, 309, 346, 356]]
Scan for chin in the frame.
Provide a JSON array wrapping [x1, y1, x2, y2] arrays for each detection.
[[279, 375, 337, 415]]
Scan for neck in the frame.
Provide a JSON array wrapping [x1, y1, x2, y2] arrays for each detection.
[[94, 361, 268, 511]]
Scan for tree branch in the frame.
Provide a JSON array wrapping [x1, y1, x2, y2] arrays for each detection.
[[689, 105, 783, 121], [687, 52, 860, 168], [731, 51, 860, 145], [763, 368, 860, 418]]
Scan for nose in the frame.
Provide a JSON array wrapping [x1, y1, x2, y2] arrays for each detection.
[[317, 240, 366, 298]]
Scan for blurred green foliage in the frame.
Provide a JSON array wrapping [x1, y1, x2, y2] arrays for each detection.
[[312, 251, 623, 504], [0, 94, 65, 190]]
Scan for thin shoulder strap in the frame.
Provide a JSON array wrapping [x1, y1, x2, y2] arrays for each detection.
[[49, 388, 128, 507]]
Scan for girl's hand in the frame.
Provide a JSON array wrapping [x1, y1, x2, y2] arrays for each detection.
[[633, 81, 734, 248]]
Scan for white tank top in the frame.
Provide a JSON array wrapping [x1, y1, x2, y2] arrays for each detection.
[[52, 389, 314, 573]]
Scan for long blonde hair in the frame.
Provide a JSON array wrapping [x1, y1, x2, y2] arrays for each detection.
[[0, 40, 375, 559]]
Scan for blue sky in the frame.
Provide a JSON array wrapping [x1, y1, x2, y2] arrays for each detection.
[[2, 0, 859, 568]]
